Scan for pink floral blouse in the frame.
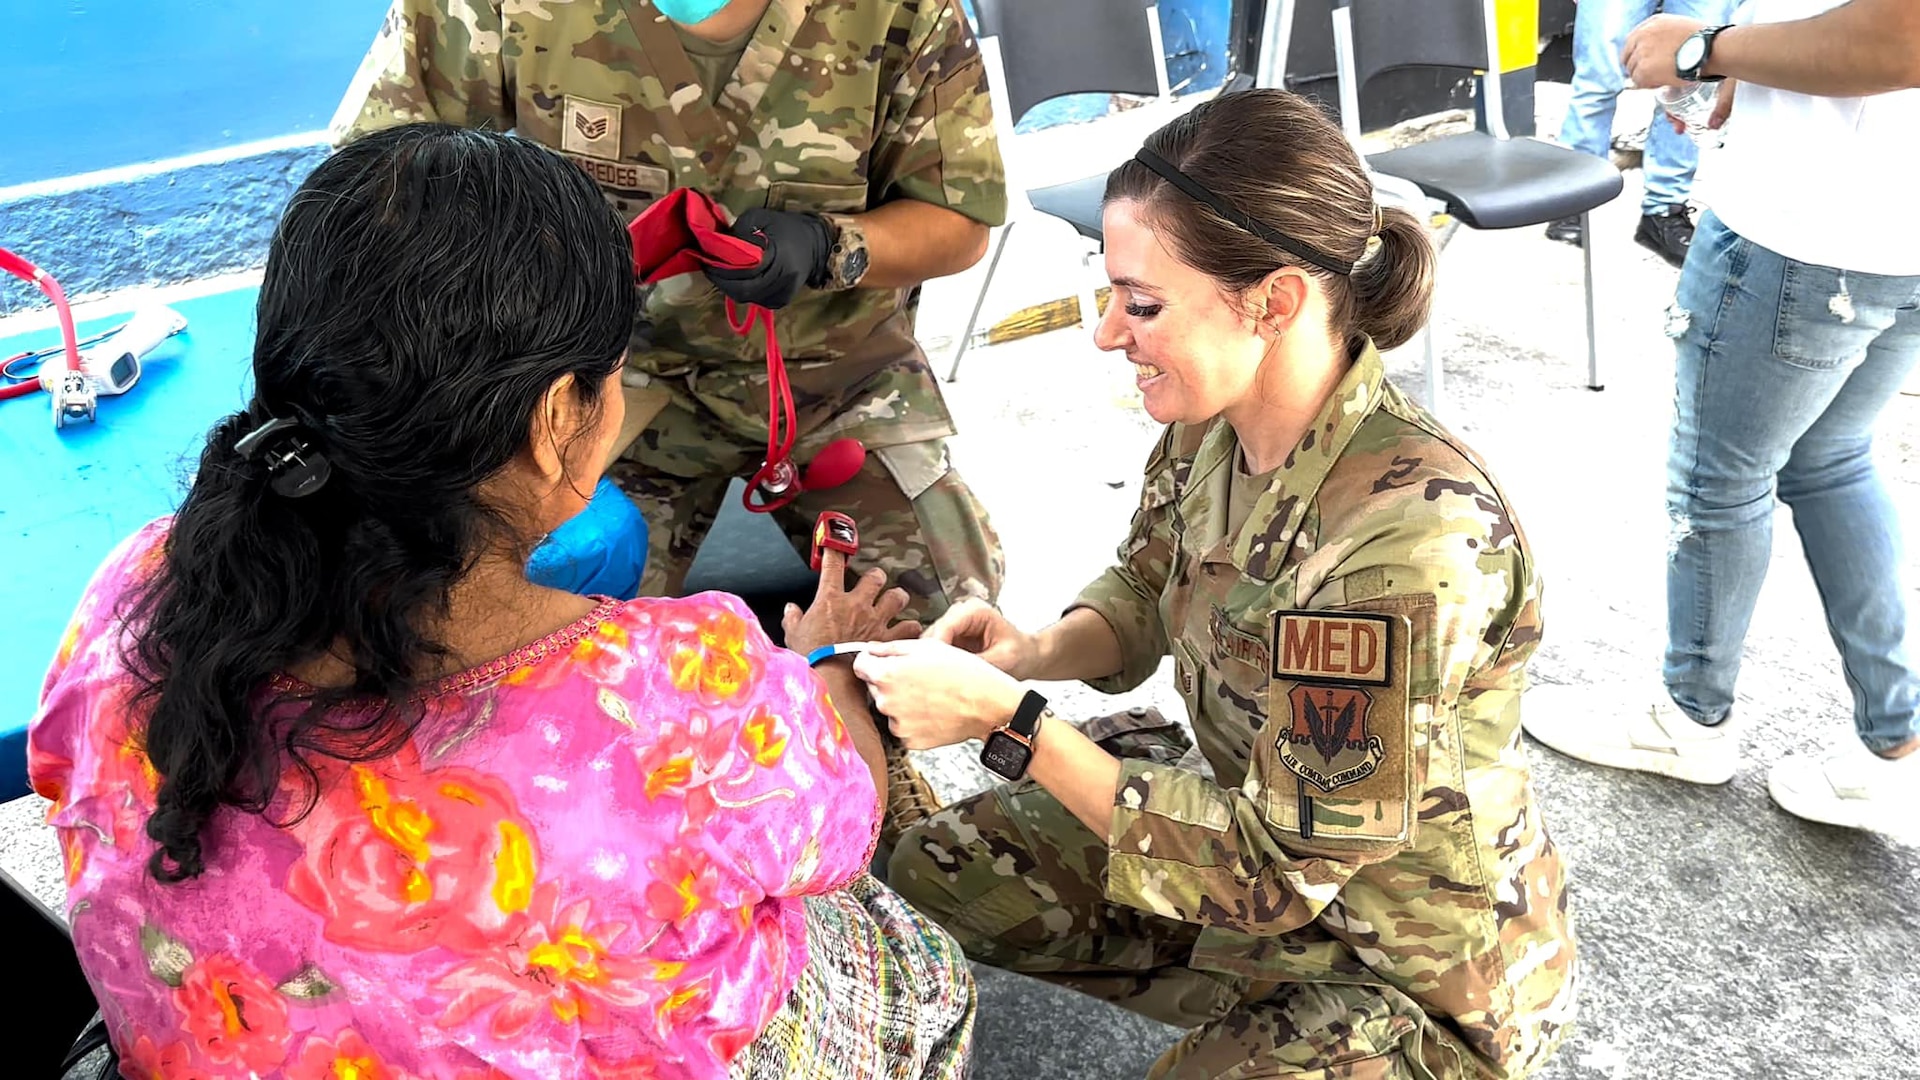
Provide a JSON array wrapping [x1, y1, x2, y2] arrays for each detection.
[[29, 521, 881, 1080]]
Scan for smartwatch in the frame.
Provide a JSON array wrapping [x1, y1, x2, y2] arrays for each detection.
[[1675, 25, 1732, 82], [980, 690, 1048, 781], [819, 213, 871, 290]]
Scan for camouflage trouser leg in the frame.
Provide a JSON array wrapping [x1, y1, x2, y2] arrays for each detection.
[[610, 394, 1003, 625], [887, 710, 1449, 1080]]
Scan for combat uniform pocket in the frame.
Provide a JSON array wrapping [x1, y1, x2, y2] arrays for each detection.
[[1081, 706, 1192, 765], [1125, 467, 1178, 562], [1172, 639, 1205, 729], [536, 94, 672, 221], [768, 181, 868, 214], [872, 440, 949, 501]]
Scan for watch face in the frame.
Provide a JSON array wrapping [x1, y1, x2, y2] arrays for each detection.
[[1676, 35, 1706, 74], [980, 733, 1033, 780], [843, 246, 870, 287]]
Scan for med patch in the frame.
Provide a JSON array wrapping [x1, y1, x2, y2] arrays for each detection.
[[1260, 609, 1415, 842]]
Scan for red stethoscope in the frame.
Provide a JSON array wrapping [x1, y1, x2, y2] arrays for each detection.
[[628, 190, 865, 513], [0, 247, 93, 427]]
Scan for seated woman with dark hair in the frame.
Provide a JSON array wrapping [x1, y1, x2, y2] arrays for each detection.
[[29, 124, 972, 1080]]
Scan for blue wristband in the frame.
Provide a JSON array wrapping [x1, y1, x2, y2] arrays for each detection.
[[806, 643, 863, 667]]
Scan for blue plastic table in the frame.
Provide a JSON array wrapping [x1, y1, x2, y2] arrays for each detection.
[[0, 287, 256, 799], [0, 286, 649, 799]]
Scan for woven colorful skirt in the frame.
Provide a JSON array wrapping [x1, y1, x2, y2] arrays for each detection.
[[731, 874, 976, 1080]]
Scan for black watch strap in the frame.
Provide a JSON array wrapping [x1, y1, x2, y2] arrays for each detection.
[[1689, 25, 1733, 81], [1008, 689, 1047, 738]]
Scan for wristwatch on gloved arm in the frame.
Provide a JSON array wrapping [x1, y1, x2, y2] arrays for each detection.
[[818, 213, 871, 291]]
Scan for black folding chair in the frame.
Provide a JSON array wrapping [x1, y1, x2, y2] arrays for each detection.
[[945, 0, 1173, 380], [1255, 0, 1623, 408]]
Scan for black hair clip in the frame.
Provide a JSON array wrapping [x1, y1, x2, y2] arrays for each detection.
[[234, 415, 333, 499]]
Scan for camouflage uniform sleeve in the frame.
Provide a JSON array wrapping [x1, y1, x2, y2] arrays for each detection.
[[1103, 483, 1534, 938], [1068, 427, 1178, 694], [867, 0, 1008, 226], [329, 0, 513, 145]]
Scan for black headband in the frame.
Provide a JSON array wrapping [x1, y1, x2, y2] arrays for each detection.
[[1133, 148, 1356, 277]]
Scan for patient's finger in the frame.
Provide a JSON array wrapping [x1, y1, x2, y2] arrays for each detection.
[[850, 566, 887, 603], [813, 548, 848, 603]]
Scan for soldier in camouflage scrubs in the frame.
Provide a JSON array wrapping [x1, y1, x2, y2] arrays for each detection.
[[334, 0, 1008, 624], [854, 92, 1577, 1078]]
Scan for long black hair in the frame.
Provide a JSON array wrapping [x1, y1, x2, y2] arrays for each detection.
[[125, 124, 637, 882]]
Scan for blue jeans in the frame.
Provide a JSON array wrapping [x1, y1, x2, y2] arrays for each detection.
[[1665, 213, 1920, 753], [1557, 0, 1730, 215]]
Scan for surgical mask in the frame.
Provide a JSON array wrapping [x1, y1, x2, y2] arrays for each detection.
[[654, 0, 731, 25]]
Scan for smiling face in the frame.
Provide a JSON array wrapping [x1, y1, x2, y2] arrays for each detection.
[[1093, 199, 1285, 427]]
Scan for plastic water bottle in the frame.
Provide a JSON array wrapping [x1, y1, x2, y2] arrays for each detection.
[[1658, 82, 1722, 146]]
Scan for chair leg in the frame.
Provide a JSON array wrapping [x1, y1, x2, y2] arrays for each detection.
[[1424, 319, 1445, 419], [1079, 246, 1103, 337], [1582, 211, 1602, 391], [945, 222, 1016, 382]]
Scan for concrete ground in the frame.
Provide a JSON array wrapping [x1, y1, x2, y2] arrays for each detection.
[[802, 86, 1918, 1080]]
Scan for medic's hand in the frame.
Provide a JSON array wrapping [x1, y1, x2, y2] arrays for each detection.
[[854, 639, 1024, 750], [706, 208, 833, 309], [924, 598, 1039, 681]]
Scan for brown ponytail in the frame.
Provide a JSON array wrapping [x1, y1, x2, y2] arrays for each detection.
[[1349, 205, 1436, 351]]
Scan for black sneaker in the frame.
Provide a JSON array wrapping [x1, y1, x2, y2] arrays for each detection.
[[1635, 208, 1695, 268], [1544, 216, 1583, 246]]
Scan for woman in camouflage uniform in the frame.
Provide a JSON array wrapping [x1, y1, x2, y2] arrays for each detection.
[[848, 91, 1578, 1079]]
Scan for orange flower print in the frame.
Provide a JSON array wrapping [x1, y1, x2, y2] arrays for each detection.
[[119, 1034, 210, 1080], [809, 688, 854, 775], [62, 829, 86, 888], [171, 953, 291, 1074], [434, 885, 650, 1040], [741, 708, 789, 768], [707, 1023, 760, 1065], [586, 1056, 663, 1080], [81, 685, 164, 851], [285, 752, 538, 955], [27, 738, 71, 811], [570, 621, 639, 686], [287, 1029, 414, 1080], [666, 605, 756, 703], [653, 977, 709, 1036], [644, 847, 720, 925], [48, 605, 89, 680], [633, 711, 738, 825]]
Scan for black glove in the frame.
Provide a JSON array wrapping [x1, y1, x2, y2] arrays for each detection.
[[705, 208, 832, 309]]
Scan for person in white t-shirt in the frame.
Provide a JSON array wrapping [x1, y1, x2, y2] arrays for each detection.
[[1525, 0, 1920, 835]]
